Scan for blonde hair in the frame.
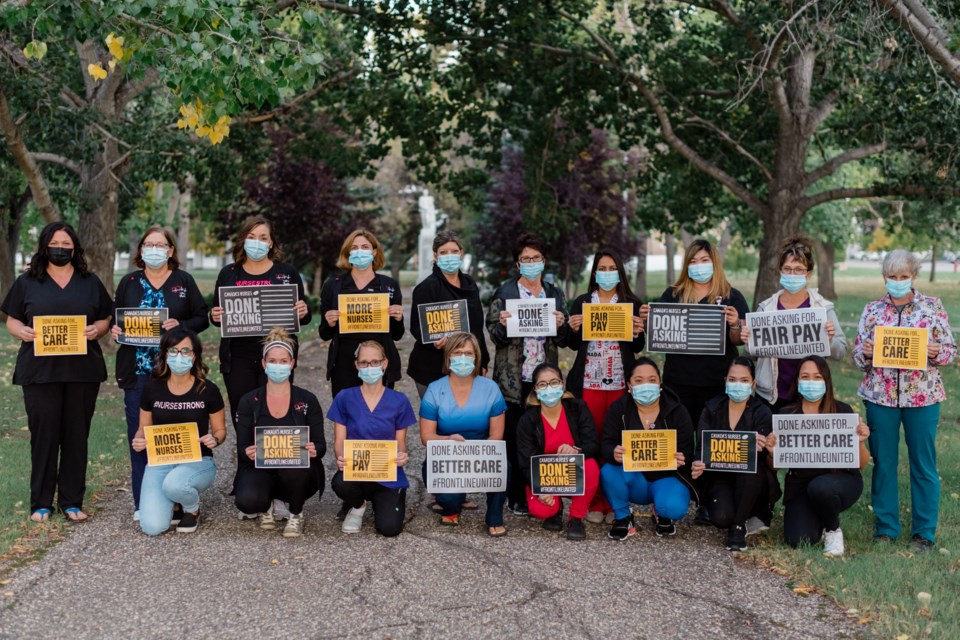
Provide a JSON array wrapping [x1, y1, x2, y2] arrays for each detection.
[[671, 239, 732, 303], [442, 332, 481, 377], [355, 340, 387, 361], [262, 327, 295, 359], [337, 229, 386, 271]]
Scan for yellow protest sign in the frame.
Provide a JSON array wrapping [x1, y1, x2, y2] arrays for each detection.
[[33, 315, 87, 356], [144, 422, 201, 467], [338, 293, 390, 334], [622, 430, 677, 472], [582, 303, 633, 341], [873, 326, 928, 370], [344, 439, 397, 482]]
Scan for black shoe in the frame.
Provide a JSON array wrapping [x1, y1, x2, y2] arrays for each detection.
[[510, 503, 530, 516], [176, 511, 199, 533], [694, 505, 711, 527], [565, 517, 586, 541], [726, 524, 747, 551], [608, 515, 636, 541], [335, 502, 350, 521], [909, 534, 934, 553], [542, 510, 564, 532], [655, 516, 676, 537], [873, 533, 895, 544], [170, 504, 184, 526]]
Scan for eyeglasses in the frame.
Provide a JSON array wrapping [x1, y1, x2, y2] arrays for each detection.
[[518, 256, 544, 264], [358, 359, 383, 368], [143, 243, 169, 250], [168, 347, 193, 356], [534, 379, 563, 391], [781, 267, 808, 275]]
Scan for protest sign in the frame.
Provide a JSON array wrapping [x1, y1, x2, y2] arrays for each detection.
[[417, 300, 470, 344], [505, 298, 557, 337], [745, 307, 830, 359], [338, 293, 390, 334], [144, 422, 201, 467], [873, 326, 928, 370], [255, 427, 310, 469], [582, 303, 633, 341], [219, 285, 300, 338], [343, 439, 397, 482], [33, 315, 87, 356], [116, 307, 168, 346], [701, 430, 757, 473], [622, 430, 677, 472], [530, 454, 585, 496], [425, 440, 508, 493], [772, 414, 860, 469], [646, 303, 726, 355]]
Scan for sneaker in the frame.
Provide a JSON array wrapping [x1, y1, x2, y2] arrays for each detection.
[[565, 517, 586, 541], [694, 505, 711, 527], [726, 523, 748, 551], [171, 504, 184, 526], [237, 510, 258, 521], [133, 510, 140, 522], [608, 515, 636, 541], [542, 511, 564, 532], [259, 506, 277, 531], [510, 503, 529, 516], [585, 510, 604, 524], [909, 534, 934, 553], [272, 499, 292, 521], [176, 511, 199, 533], [655, 516, 677, 538], [745, 516, 770, 537], [335, 501, 350, 521], [823, 528, 844, 556], [604, 512, 616, 525], [342, 505, 366, 534], [440, 513, 460, 526], [282, 513, 304, 538]]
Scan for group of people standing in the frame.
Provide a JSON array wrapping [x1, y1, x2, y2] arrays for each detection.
[[2, 219, 954, 556]]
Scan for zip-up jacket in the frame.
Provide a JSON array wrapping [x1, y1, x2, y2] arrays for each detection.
[[516, 397, 600, 486], [234, 384, 327, 472]]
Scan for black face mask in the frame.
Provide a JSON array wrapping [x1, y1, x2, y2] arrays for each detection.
[[47, 247, 73, 267]]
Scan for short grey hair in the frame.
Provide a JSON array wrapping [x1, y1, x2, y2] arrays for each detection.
[[882, 249, 921, 278], [432, 230, 463, 253]]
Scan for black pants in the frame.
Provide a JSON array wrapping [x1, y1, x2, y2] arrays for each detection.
[[224, 356, 268, 430], [665, 382, 724, 438], [332, 471, 406, 537], [503, 381, 533, 509], [22, 381, 100, 512], [784, 473, 863, 547], [705, 471, 765, 528], [234, 464, 324, 515]]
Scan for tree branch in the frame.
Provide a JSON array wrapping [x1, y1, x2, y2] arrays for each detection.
[[117, 68, 159, 107], [801, 184, 960, 210], [803, 143, 887, 189], [806, 89, 839, 135], [30, 152, 82, 176], [0, 41, 87, 109], [877, 0, 960, 87], [232, 68, 360, 124], [275, 1, 360, 15], [680, 115, 773, 183]]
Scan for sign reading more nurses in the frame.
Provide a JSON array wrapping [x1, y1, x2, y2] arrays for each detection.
[[582, 303, 633, 341], [343, 439, 397, 482], [144, 422, 201, 467], [873, 326, 928, 370], [33, 315, 87, 356], [622, 430, 677, 472], [338, 293, 390, 334]]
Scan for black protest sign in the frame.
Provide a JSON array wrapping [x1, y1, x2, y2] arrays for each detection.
[[647, 303, 726, 355], [530, 454, 585, 496], [255, 427, 310, 469], [417, 300, 470, 344], [701, 430, 757, 473], [116, 307, 169, 346], [219, 285, 300, 338]]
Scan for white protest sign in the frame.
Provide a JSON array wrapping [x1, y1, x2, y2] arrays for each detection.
[[772, 414, 860, 469], [505, 298, 557, 338], [745, 307, 830, 359], [425, 440, 508, 494]]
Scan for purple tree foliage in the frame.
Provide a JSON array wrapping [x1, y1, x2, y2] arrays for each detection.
[[475, 145, 527, 282]]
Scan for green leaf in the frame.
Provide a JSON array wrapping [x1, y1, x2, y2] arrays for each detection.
[[22, 40, 47, 60]]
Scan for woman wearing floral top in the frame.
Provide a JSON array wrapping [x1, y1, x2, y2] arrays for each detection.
[[852, 249, 957, 552]]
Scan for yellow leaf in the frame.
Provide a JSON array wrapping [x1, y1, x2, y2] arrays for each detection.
[[108, 59, 117, 70], [187, 113, 199, 128], [177, 118, 188, 129], [209, 130, 225, 144], [106, 33, 125, 60], [195, 125, 211, 138], [87, 63, 108, 81]]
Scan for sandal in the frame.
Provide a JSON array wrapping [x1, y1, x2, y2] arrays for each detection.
[[440, 514, 460, 526], [62, 507, 88, 523], [429, 501, 443, 513], [487, 525, 508, 537], [463, 501, 479, 510], [29, 508, 51, 523]]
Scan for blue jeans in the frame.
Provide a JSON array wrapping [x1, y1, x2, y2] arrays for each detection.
[[601, 463, 691, 521], [140, 457, 216, 536], [421, 460, 507, 527], [865, 401, 941, 541], [124, 375, 150, 510]]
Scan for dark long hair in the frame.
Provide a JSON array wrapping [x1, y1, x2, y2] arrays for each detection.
[[525, 362, 575, 406], [152, 327, 210, 390], [27, 221, 90, 280], [588, 247, 639, 304], [788, 355, 838, 414], [726, 356, 756, 380], [628, 356, 662, 381]]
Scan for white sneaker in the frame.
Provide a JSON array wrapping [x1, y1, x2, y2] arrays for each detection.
[[283, 513, 304, 538], [237, 510, 258, 520], [133, 510, 140, 522], [272, 499, 292, 521], [341, 504, 366, 534], [585, 511, 604, 524], [745, 516, 770, 537], [823, 528, 844, 557], [259, 505, 277, 530]]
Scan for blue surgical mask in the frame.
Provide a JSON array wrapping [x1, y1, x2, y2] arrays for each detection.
[[885, 278, 912, 299], [142, 247, 169, 269], [437, 254, 462, 274], [166, 353, 193, 376], [631, 383, 660, 406], [265, 363, 291, 384], [519, 261, 545, 280], [536, 386, 564, 407], [779, 273, 807, 294], [449, 355, 475, 378], [357, 365, 384, 384], [798, 380, 827, 402], [596, 271, 620, 291], [725, 382, 753, 403], [244, 239, 270, 261], [687, 263, 714, 284], [349, 249, 374, 270]]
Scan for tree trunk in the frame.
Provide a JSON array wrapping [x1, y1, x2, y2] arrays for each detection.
[[929, 242, 937, 283], [127, 228, 138, 269], [717, 222, 732, 262], [78, 144, 121, 289], [0, 187, 30, 298], [178, 177, 194, 267], [665, 233, 676, 285], [753, 206, 804, 306], [812, 239, 837, 300], [312, 261, 324, 295], [634, 232, 648, 300]]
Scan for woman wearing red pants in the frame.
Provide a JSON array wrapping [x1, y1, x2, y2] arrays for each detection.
[[517, 364, 601, 540], [565, 248, 643, 523]]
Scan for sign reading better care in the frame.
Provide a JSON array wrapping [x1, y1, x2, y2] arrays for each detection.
[[426, 440, 507, 493]]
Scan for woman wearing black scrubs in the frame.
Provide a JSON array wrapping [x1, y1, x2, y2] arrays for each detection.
[[1, 221, 113, 523]]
